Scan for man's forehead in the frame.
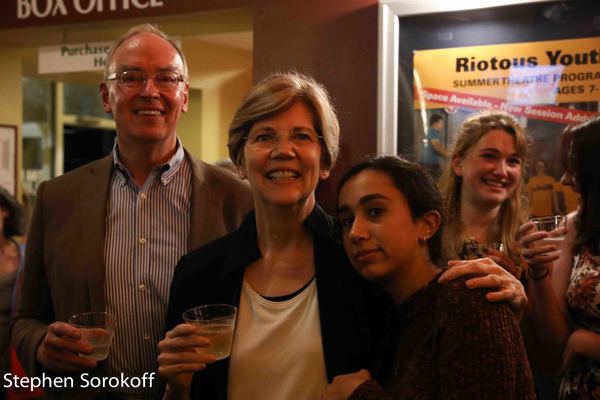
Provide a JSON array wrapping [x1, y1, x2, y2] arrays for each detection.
[[110, 33, 184, 71], [116, 33, 178, 57]]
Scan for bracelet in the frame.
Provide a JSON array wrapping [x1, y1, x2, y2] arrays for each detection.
[[527, 266, 549, 281]]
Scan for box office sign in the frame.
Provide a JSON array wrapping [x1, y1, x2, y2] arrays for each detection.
[[17, 0, 164, 19], [38, 41, 111, 73], [2, 0, 177, 28], [2, 0, 235, 29], [413, 37, 600, 124]]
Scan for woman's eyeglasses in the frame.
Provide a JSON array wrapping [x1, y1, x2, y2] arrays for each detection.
[[243, 129, 323, 149]]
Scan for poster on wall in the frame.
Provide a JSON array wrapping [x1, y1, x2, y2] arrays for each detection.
[[413, 36, 599, 216], [0, 125, 16, 196]]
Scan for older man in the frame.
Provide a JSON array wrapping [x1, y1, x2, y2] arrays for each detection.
[[12, 24, 252, 399]]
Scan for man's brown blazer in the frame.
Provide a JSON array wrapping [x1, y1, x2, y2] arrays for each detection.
[[11, 151, 252, 398]]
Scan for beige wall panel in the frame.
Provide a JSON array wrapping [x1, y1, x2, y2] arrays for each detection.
[[0, 45, 23, 199]]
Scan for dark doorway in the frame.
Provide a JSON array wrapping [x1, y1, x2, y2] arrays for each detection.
[[63, 125, 116, 173]]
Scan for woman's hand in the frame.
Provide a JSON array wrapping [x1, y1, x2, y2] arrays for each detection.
[[157, 323, 217, 398], [485, 248, 521, 278], [322, 369, 371, 400], [439, 258, 527, 312], [518, 221, 563, 267]]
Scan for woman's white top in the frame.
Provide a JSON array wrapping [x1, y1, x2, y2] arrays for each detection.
[[227, 278, 328, 400]]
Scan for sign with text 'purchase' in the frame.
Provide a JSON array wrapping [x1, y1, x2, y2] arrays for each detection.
[[38, 37, 180, 74], [38, 41, 111, 73]]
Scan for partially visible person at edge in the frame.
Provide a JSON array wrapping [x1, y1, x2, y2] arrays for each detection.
[[322, 155, 535, 399], [0, 187, 25, 400], [11, 24, 252, 399], [520, 115, 600, 399], [439, 110, 529, 283], [157, 72, 529, 400]]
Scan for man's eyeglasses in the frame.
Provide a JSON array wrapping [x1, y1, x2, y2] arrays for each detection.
[[243, 129, 323, 149], [106, 71, 185, 91]]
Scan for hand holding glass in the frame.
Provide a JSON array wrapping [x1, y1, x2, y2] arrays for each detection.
[[68, 312, 115, 361], [182, 304, 237, 360], [530, 215, 567, 250]]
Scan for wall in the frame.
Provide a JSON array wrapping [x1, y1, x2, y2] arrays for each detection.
[[253, 0, 379, 212], [0, 45, 23, 199], [182, 37, 252, 162], [177, 88, 203, 158]]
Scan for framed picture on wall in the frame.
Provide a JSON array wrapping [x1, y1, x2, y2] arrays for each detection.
[[0, 125, 17, 196]]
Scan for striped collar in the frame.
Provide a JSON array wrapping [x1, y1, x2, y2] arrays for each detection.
[[112, 138, 186, 187]]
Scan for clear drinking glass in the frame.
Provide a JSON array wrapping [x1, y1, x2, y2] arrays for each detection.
[[182, 304, 237, 360], [68, 311, 115, 361], [530, 215, 567, 249]]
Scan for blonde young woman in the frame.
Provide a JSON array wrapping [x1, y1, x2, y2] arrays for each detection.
[[439, 111, 529, 283]]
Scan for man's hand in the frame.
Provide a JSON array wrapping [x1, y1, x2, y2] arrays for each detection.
[[36, 322, 97, 373]]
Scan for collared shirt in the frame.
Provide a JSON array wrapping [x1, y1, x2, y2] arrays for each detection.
[[105, 141, 191, 399]]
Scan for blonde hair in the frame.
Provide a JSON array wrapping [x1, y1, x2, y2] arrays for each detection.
[[439, 110, 529, 265], [228, 71, 340, 171]]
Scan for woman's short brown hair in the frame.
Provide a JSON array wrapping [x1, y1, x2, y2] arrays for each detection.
[[228, 71, 340, 171]]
